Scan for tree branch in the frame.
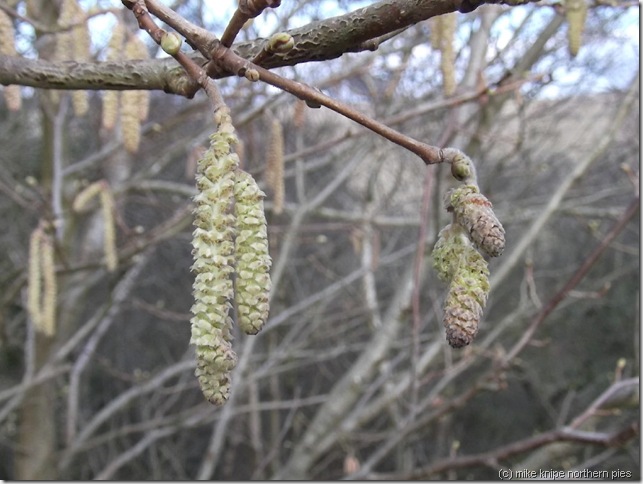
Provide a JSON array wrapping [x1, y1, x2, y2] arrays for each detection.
[[373, 420, 639, 479], [0, 0, 542, 94]]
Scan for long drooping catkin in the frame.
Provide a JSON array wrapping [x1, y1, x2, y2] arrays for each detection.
[[121, 34, 150, 153], [234, 170, 272, 335], [40, 236, 57, 337], [73, 181, 118, 271], [27, 226, 44, 330], [439, 13, 457, 97], [102, 21, 124, 130], [27, 225, 57, 336], [565, 0, 588, 57], [190, 108, 240, 406], [56, 0, 90, 116]]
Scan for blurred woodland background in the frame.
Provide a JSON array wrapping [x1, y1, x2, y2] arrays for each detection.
[[0, 0, 639, 479]]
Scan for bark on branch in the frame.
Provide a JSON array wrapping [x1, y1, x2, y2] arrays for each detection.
[[0, 0, 541, 95]]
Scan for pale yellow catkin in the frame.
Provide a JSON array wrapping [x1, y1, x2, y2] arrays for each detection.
[[429, 16, 442, 50], [73, 181, 118, 271], [0, 9, 21, 111], [234, 170, 272, 335], [293, 100, 306, 129], [121, 34, 150, 152], [125, 34, 150, 121], [55, 0, 89, 115], [100, 187, 118, 272], [439, 13, 457, 97], [40, 236, 57, 337], [190, 108, 240, 406], [27, 226, 44, 330], [72, 0, 91, 116], [566, 0, 588, 57], [73, 181, 103, 212], [265, 118, 285, 214], [55, 0, 76, 60], [102, 21, 125, 130]]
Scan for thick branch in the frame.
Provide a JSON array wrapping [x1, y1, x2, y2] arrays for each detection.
[[0, 54, 197, 94], [0, 0, 541, 94]]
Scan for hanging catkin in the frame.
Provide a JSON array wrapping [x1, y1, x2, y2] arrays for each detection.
[[439, 13, 457, 97], [429, 16, 443, 50], [73, 181, 118, 271], [27, 225, 57, 336], [100, 188, 118, 272], [0, 9, 21, 111], [432, 150, 503, 348], [190, 108, 240, 406], [234, 170, 272, 335], [433, 224, 490, 348], [56, 0, 90, 116], [40, 236, 57, 336], [27, 226, 44, 331], [565, 0, 588, 57], [121, 34, 150, 153], [102, 20, 124, 130], [445, 184, 505, 258]]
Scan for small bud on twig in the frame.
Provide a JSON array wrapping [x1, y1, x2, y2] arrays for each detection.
[[160, 32, 182, 56]]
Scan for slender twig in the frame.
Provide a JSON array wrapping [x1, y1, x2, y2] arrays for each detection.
[[125, 0, 227, 108], [140, 0, 218, 57], [213, 44, 451, 164], [502, 196, 639, 366], [221, 0, 282, 47], [66, 253, 151, 444], [51, 98, 69, 240], [569, 377, 639, 429], [410, 166, 434, 410], [372, 420, 639, 480]]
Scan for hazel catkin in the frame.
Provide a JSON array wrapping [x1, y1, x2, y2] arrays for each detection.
[[190, 108, 240, 405], [446, 184, 505, 258], [432, 223, 490, 348], [234, 170, 272, 335]]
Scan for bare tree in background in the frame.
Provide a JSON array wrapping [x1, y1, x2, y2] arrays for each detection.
[[0, 0, 638, 479]]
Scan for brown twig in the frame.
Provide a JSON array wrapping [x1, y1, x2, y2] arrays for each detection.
[[502, 196, 640, 366], [221, 0, 282, 48], [212, 43, 451, 165], [124, 0, 224, 105], [140, 0, 219, 57], [372, 419, 639, 479]]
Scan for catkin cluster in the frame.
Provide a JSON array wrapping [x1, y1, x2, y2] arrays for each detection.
[[191, 108, 272, 405], [433, 151, 504, 348], [101, 21, 150, 153]]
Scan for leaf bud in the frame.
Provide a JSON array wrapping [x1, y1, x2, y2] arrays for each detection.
[[161, 32, 182, 56]]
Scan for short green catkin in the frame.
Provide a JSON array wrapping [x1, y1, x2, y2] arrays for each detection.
[[446, 184, 505, 258], [190, 108, 240, 406], [433, 223, 490, 348], [234, 170, 272, 335], [433, 150, 504, 348]]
